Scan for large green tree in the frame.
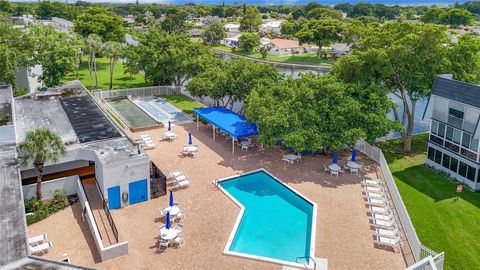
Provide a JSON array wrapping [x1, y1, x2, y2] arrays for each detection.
[[134, 29, 217, 86], [18, 128, 66, 200], [246, 73, 395, 153], [29, 24, 79, 87], [74, 7, 125, 42], [161, 7, 189, 33], [187, 58, 281, 110], [240, 6, 262, 32], [202, 22, 225, 45], [333, 22, 450, 153], [297, 19, 343, 57], [307, 7, 343, 20], [0, 22, 32, 88], [35, 1, 78, 20], [239, 32, 260, 52]]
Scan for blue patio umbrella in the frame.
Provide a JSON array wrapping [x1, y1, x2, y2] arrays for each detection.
[[333, 151, 338, 164], [169, 190, 174, 207], [188, 132, 192, 145], [168, 120, 171, 131], [351, 148, 357, 162], [166, 212, 171, 229]]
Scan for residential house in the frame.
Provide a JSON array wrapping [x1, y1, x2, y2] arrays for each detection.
[[423, 75, 480, 189], [260, 20, 283, 35], [52, 17, 73, 32], [221, 33, 241, 47], [268, 38, 306, 56], [223, 23, 240, 33]]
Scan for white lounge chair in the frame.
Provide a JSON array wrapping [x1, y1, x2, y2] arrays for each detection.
[[368, 205, 391, 215], [142, 143, 155, 150], [374, 234, 402, 252], [140, 134, 151, 139], [171, 178, 191, 190], [364, 191, 388, 200], [375, 225, 400, 237], [371, 217, 396, 229], [365, 197, 389, 207], [370, 211, 395, 222], [364, 186, 387, 194], [362, 179, 384, 187], [28, 233, 48, 246], [30, 241, 52, 255]]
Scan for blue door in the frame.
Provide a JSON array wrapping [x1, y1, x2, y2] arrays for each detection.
[[107, 186, 121, 210], [129, 179, 148, 205]]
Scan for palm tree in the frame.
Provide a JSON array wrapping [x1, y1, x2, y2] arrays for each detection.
[[85, 34, 102, 89], [18, 128, 66, 200], [102, 41, 125, 90]]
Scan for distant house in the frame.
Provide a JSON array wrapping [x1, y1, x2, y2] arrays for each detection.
[[260, 37, 271, 47], [123, 15, 135, 24], [223, 23, 240, 33], [221, 33, 241, 48], [422, 75, 480, 190], [52, 17, 73, 32], [187, 28, 205, 38], [268, 38, 306, 56], [260, 20, 283, 35]]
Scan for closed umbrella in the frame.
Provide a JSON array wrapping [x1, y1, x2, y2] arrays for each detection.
[[166, 212, 171, 229], [168, 120, 171, 131], [188, 133, 192, 145], [351, 148, 357, 162], [333, 151, 337, 164], [169, 190, 174, 207]]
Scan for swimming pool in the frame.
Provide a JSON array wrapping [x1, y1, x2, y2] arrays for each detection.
[[218, 169, 316, 268], [132, 97, 192, 124]]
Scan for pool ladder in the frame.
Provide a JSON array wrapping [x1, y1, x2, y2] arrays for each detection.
[[296, 256, 316, 270]]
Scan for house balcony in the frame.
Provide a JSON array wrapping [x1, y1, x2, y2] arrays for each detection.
[[432, 110, 477, 134]]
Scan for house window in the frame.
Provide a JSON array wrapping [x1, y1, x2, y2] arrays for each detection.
[[450, 157, 458, 173], [428, 147, 435, 161], [449, 108, 464, 119], [442, 154, 450, 169], [470, 138, 479, 152], [467, 166, 476, 182], [462, 133, 471, 148], [434, 149, 442, 164], [460, 148, 477, 161], [453, 129, 461, 144], [430, 134, 444, 146], [458, 162, 468, 177], [445, 126, 453, 141], [431, 121, 438, 134], [437, 123, 446, 138], [444, 141, 460, 153]]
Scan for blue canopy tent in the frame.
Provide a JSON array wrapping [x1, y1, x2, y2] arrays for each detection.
[[193, 107, 258, 154]]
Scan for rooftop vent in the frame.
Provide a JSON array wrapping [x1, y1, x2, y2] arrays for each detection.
[[114, 145, 126, 152]]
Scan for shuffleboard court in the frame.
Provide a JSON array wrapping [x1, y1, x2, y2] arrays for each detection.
[[108, 98, 158, 128]]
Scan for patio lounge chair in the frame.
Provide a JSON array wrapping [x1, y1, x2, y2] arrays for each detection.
[[171, 178, 192, 191], [365, 197, 390, 207], [362, 179, 384, 187], [370, 211, 395, 222], [370, 217, 396, 229], [364, 186, 387, 194], [28, 233, 48, 246], [374, 234, 402, 252], [375, 225, 400, 237], [140, 134, 151, 139], [367, 205, 391, 215], [30, 241, 52, 255], [363, 190, 388, 200]]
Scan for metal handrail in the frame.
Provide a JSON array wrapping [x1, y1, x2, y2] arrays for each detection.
[[296, 256, 316, 269], [95, 181, 119, 243]]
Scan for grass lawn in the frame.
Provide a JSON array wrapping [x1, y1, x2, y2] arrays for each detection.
[[378, 134, 480, 270], [159, 94, 205, 116], [63, 56, 145, 90], [212, 45, 331, 65]]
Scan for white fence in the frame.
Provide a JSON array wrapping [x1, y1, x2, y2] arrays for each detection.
[[355, 140, 444, 269], [23, 175, 78, 200], [93, 86, 181, 100], [76, 178, 128, 262]]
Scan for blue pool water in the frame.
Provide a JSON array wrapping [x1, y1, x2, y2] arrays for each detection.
[[133, 98, 191, 124], [219, 171, 314, 264]]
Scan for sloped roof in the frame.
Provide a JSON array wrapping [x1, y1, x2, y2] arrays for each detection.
[[270, 38, 302, 49], [432, 76, 480, 109]]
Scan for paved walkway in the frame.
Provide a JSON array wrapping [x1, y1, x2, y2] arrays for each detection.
[[82, 180, 118, 247]]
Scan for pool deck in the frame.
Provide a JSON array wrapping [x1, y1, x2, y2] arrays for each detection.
[[27, 122, 409, 270]]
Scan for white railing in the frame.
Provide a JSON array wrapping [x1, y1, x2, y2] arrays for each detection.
[[93, 86, 181, 100], [355, 140, 444, 269]]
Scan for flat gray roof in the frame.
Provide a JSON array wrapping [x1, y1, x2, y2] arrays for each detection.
[[0, 85, 28, 266], [4, 256, 98, 270], [15, 97, 79, 145]]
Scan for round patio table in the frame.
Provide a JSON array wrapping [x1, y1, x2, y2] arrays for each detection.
[[240, 141, 252, 146], [164, 131, 176, 139], [160, 228, 178, 241], [347, 161, 360, 169], [164, 205, 180, 216], [329, 164, 341, 171], [183, 145, 199, 153]]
